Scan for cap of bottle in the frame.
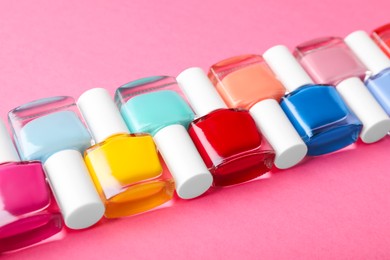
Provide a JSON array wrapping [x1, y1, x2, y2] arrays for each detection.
[[263, 45, 314, 92], [344, 30, 390, 76], [153, 124, 212, 199], [238, 46, 308, 169], [337, 77, 390, 143], [249, 99, 307, 169], [177, 67, 228, 117], [0, 119, 20, 163], [78, 88, 130, 143], [178, 66, 306, 169], [44, 149, 105, 229]]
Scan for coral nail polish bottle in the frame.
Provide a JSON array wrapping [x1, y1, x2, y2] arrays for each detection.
[[77, 88, 174, 218], [295, 37, 390, 143], [345, 30, 390, 116], [115, 76, 212, 199], [8, 96, 104, 229], [263, 45, 362, 155], [208, 55, 307, 169], [177, 67, 275, 186], [372, 23, 390, 58], [0, 120, 62, 253]]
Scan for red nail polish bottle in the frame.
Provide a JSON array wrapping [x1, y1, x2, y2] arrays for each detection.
[[372, 23, 390, 58], [177, 68, 275, 186]]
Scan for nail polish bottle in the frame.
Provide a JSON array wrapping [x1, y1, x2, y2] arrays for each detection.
[[208, 55, 307, 169], [372, 23, 390, 58], [9, 96, 105, 229], [177, 67, 275, 186], [0, 120, 62, 253], [263, 45, 362, 155], [295, 37, 390, 143], [345, 30, 390, 116], [77, 88, 174, 218], [115, 76, 212, 199]]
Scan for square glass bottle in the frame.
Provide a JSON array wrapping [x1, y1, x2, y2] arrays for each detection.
[[0, 120, 62, 253], [295, 37, 390, 143], [208, 55, 307, 168], [78, 88, 174, 218], [115, 76, 212, 199], [177, 67, 275, 186], [9, 96, 104, 229], [263, 46, 362, 155], [345, 30, 390, 116]]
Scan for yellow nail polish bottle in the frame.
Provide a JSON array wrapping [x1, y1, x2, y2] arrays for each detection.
[[78, 88, 174, 218]]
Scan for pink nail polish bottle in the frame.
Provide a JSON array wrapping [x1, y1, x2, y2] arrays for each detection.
[[295, 37, 390, 143], [0, 120, 62, 253]]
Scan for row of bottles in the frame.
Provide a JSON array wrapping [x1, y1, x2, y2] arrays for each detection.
[[2, 24, 390, 253]]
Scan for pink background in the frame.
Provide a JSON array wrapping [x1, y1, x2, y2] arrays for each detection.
[[1, 0, 390, 259]]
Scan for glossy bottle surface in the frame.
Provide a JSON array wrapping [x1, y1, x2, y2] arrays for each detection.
[[116, 76, 212, 200], [372, 23, 390, 58], [84, 133, 174, 218], [208, 55, 286, 109], [280, 85, 362, 155], [8, 96, 104, 231], [295, 37, 367, 85], [366, 68, 390, 115], [188, 109, 274, 186], [115, 76, 195, 136], [0, 161, 62, 253], [9, 97, 91, 162]]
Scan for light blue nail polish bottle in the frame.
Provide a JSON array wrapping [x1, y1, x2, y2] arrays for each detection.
[[345, 30, 390, 116], [8, 96, 104, 230]]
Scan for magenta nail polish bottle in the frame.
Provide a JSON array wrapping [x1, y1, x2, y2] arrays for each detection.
[[0, 120, 62, 253]]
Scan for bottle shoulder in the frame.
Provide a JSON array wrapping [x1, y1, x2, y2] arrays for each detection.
[[0, 160, 43, 168], [120, 90, 195, 136], [191, 108, 250, 125], [283, 84, 336, 98], [85, 133, 155, 153], [366, 67, 390, 82]]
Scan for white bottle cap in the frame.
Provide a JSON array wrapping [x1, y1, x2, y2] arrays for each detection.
[[249, 99, 307, 169], [337, 77, 390, 143], [0, 120, 20, 163], [176, 67, 228, 117], [153, 124, 212, 199], [78, 88, 130, 143], [263, 45, 314, 92], [44, 149, 105, 229], [344, 30, 390, 76]]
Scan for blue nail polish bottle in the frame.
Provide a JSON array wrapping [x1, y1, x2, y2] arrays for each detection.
[[345, 30, 390, 115], [263, 45, 362, 156]]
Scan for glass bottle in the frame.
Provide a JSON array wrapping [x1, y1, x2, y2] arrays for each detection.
[[177, 67, 275, 186], [78, 88, 174, 218], [0, 120, 62, 253], [263, 45, 362, 155], [208, 55, 307, 168], [372, 23, 390, 58], [9, 96, 104, 229], [345, 30, 390, 116], [295, 37, 390, 143], [115, 76, 212, 199]]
